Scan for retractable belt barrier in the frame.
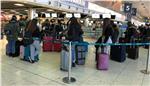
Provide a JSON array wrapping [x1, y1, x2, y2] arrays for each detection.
[[60, 41, 150, 84]]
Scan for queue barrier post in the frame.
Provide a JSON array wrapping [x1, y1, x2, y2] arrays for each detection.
[[63, 42, 76, 84], [141, 45, 150, 74]]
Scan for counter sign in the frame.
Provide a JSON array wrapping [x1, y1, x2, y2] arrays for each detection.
[[124, 3, 132, 13]]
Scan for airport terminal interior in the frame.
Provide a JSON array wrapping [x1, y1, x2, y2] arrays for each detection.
[[0, 0, 150, 86]]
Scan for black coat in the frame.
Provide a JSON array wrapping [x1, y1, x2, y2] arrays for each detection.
[[67, 24, 83, 42]]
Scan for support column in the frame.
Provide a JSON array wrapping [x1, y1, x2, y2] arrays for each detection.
[[28, 8, 36, 20]]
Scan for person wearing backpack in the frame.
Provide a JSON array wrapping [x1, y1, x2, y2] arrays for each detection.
[[4, 15, 20, 56]]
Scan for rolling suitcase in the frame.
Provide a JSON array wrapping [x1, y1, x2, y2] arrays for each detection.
[[43, 36, 53, 52], [60, 45, 69, 71], [53, 39, 62, 52], [110, 45, 126, 62], [127, 46, 139, 60], [75, 45, 88, 65], [97, 53, 109, 70]]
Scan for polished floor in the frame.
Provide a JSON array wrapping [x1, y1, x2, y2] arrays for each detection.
[[0, 37, 150, 86]]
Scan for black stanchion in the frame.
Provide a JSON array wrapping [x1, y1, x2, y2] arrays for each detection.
[[63, 42, 76, 84], [141, 45, 150, 74]]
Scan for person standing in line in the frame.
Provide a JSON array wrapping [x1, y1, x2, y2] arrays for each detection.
[[111, 20, 119, 43], [67, 17, 84, 67], [4, 15, 20, 57], [55, 20, 64, 39], [41, 19, 51, 36], [95, 18, 113, 61], [18, 15, 26, 38], [25, 19, 41, 63]]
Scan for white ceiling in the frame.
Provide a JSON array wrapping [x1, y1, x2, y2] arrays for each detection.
[[128, 1, 150, 18], [90, 0, 150, 18]]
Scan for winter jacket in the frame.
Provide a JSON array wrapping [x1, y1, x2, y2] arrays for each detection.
[[67, 24, 83, 42], [112, 27, 119, 43], [103, 26, 114, 43], [4, 20, 20, 41]]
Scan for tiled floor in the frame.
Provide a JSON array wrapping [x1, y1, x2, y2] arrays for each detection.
[[0, 37, 150, 86]]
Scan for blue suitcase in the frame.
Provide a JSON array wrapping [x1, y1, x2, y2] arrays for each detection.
[[75, 44, 88, 65]]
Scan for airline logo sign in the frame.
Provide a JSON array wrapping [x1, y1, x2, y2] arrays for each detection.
[[124, 3, 132, 13]]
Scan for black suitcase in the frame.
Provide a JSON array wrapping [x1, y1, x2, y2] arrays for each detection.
[[110, 45, 126, 62], [127, 46, 139, 60]]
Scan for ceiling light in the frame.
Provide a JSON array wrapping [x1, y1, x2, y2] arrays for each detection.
[[10, 10, 16, 12], [15, 12, 20, 14], [47, 9, 53, 11], [41, 12, 45, 14], [62, 12, 67, 14], [14, 3, 24, 6], [24, 10, 28, 11]]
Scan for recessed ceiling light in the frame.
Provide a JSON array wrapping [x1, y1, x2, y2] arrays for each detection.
[[14, 3, 24, 6], [47, 9, 53, 11]]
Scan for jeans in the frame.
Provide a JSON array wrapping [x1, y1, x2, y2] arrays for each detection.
[[71, 41, 78, 63], [8, 40, 16, 54], [30, 38, 40, 60]]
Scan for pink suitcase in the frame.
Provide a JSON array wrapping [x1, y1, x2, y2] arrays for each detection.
[[97, 53, 109, 70], [43, 36, 53, 52]]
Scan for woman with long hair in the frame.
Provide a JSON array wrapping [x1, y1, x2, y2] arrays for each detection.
[[102, 18, 114, 43], [67, 17, 84, 67], [25, 18, 41, 63]]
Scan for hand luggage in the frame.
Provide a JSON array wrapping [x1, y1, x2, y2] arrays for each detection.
[[53, 39, 62, 52], [60, 45, 69, 71], [127, 46, 139, 60], [43, 36, 53, 52], [110, 45, 126, 62], [75, 45, 88, 65], [97, 53, 109, 70]]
